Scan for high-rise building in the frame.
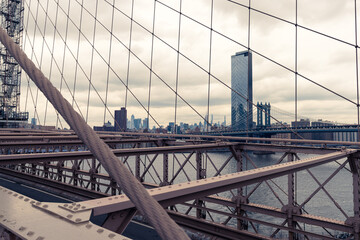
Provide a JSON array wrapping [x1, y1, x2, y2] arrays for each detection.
[[130, 114, 135, 129], [143, 118, 149, 130], [114, 107, 127, 131], [231, 51, 253, 131], [134, 118, 142, 130]]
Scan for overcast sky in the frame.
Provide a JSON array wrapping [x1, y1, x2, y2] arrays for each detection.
[[19, 0, 360, 128]]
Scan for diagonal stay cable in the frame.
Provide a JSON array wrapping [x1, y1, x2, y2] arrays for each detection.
[[155, 0, 357, 106], [23, 0, 85, 121], [227, 0, 357, 48], [104, 0, 309, 140], [0, 26, 190, 240], [37, 0, 161, 128]]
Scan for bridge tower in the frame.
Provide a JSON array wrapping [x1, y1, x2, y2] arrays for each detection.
[[0, 0, 28, 128], [256, 102, 271, 128]]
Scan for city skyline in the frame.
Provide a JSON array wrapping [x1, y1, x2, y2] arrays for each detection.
[[18, 0, 359, 129]]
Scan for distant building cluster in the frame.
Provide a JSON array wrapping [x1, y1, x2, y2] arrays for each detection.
[[93, 107, 229, 134]]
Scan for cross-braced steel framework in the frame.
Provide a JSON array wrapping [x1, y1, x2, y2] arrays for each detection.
[[0, 0, 28, 128], [0, 129, 360, 239]]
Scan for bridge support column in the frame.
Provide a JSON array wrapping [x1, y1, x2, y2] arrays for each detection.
[[56, 160, 64, 182], [230, 146, 248, 230], [285, 153, 298, 240], [72, 160, 79, 186], [90, 158, 97, 191], [135, 143, 141, 181], [43, 161, 49, 179], [162, 153, 169, 186], [347, 155, 360, 240], [196, 151, 206, 219]]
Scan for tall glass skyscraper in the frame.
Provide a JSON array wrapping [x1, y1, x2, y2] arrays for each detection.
[[231, 51, 253, 131]]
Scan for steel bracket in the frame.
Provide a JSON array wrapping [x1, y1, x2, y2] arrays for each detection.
[[32, 201, 92, 224], [281, 205, 302, 216]]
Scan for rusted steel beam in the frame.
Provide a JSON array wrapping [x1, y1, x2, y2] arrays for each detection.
[[60, 149, 356, 216], [0, 141, 345, 165], [0, 142, 237, 165], [0, 185, 129, 240]]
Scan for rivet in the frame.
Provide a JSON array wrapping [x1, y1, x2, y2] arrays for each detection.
[[114, 197, 118, 199], [19, 226, 26, 231], [97, 229, 104, 233], [63, 204, 68, 207], [74, 208, 79, 211], [13, 194, 18, 197], [24, 198, 29, 202], [35, 202, 41, 206], [150, 190, 153, 192], [86, 224, 92, 229], [3, 189, 7, 192], [75, 218, 82, 222], [71, 203, 76, 206], [0, 215, 3, 218], [30, 200, 35, 204], [69, 206, 73, 209], [108, 198, 112, 200], [76, 204, 80, 207], [27, 231, 35, 236], [67, 214, 73, 219], [43, 205, 48, 209], [8, 191, 12, 194], [108, 233, 116, 238], [120, 195, 124, 198], [19, 196, 23, 199], [36, 237, 45, 240], [81, 206, 86, 209]]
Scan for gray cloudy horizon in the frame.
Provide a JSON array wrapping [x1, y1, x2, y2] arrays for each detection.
[[19, 0, 360, 128]]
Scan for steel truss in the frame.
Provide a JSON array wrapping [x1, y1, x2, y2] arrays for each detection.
[[0, 130, 359, 239]]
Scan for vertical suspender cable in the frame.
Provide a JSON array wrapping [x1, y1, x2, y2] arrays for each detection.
[[206, 0, 214, 133], [174, 0, 182, 134], [125, 0, 135, 108], [355, 0, 360, 142], [247, 0, 251, 136], [147, 1, 157, 132], [72, 0, 84, 109], [22, 0, 33, 115], [85, 0, 99, 123], [295, 0, 298, 132], [56, 0, 72, 129], [44, 0, 60, 126], [0, 22, 190, 240], [103, 0, 116, 125]]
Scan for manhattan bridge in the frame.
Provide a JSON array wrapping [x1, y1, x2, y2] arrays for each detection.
[[1, 0, 360, 239]]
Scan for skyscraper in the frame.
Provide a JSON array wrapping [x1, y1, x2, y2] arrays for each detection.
[[231, 51, 253, 131], [114, 107, 127, 131]]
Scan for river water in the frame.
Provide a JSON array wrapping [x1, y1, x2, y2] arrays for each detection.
[[134, 151, 352, 238]]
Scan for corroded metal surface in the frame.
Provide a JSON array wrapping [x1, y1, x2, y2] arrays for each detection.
[[0, 186, 130, 240]]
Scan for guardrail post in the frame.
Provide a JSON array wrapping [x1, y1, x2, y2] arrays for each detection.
[[196, 150, 206, 219], [230, 146, 248, 230], [162, 153, 168, 186], [135, 143, 141, 181], [347, 154, 360, 240], [286, 153, 298, 240]]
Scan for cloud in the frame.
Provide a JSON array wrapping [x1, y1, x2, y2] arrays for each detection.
[[18, 0, 360, 128]]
